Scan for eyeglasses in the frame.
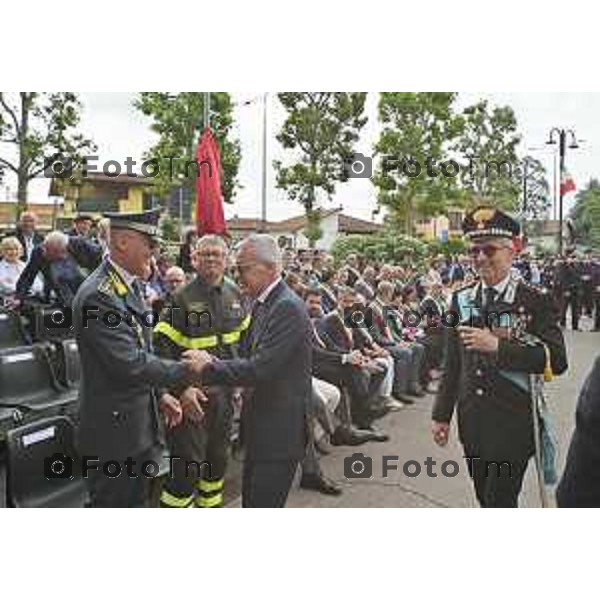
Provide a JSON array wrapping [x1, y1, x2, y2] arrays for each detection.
[[235, 262, 258, 273], [197, 250, 225, 259], [468, 243, 509, 258]]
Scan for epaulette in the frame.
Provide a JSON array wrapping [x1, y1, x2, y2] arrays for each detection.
[[98, 270, 128, 298], [454, 280, 478, 296]]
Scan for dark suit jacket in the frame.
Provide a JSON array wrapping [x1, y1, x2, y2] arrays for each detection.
[[202, 280, 311, 462], [433, 279, 567, 461], [11, 229, 44, 261], [557, 355, 600, 507], [73, 259, 190, 462], [16, 237, 102, 303]]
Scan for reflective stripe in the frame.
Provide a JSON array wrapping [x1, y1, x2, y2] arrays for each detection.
[[160, 490, 194, 508], [196, 493, 223, 508], [154, 315, 250, 350], [197, 479, 224, 493], [154, 322, 218, 349], [222, 315, 251, 344]]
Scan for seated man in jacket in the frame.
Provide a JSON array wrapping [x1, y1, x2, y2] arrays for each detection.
[[318, 286, 400, 423], [369, 281, 426, 403], [305, 287, 389, 441]]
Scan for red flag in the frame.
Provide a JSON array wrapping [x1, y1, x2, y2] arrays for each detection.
[[560, 168, 576, 196], [195, 127, 227, 237]]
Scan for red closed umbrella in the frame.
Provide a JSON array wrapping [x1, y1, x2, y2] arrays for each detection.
[[195, 127, 227, 237]]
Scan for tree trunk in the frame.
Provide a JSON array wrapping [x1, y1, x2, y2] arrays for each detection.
[[17, 93, 30, 216]]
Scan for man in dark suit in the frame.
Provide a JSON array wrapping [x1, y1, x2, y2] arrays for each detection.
[[73, 209, 207, 507], [432, 207, 567, 508], [183, 234, 311, 508], [556, 354, 600, 507], [9, 211, 44, 262], [15, 231, 102, 306], [304, 288, 389, 444]]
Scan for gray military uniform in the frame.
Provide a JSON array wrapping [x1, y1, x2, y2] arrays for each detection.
[[73, 259, 191, 507]]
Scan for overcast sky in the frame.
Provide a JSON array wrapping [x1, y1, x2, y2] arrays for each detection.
[[3, 92, 598, 222]]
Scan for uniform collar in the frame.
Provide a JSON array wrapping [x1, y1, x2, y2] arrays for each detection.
[[108, 257, 138, 295], [481, 272, 511, 297]]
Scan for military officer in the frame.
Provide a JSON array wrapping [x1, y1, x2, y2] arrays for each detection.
[[432, 206, 568, 508], [154, 234, 249, 508], [73, 209, 207, 508]]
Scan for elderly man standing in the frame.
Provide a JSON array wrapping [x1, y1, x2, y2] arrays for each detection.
[[184, 234, 311, 508], [12, 211, 44, 262], [432, 207, 568, 508], [73, 209, 208, 507]]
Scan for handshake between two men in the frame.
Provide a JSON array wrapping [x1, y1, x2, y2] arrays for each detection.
[[157, 349, 217, 430]]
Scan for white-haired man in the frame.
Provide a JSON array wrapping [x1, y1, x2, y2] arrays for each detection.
[[183, 234, 311, 508], [15, 230, 102, 306]]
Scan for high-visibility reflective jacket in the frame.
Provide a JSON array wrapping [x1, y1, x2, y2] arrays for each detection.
[[153, 275, 250, 392]]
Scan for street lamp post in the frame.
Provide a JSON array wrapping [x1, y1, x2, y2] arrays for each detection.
[[240, 93, 269, 232], [546, 128, 579, 254]]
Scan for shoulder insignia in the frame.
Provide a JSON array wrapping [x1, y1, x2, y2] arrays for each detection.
[[107, 270, 128, 298]]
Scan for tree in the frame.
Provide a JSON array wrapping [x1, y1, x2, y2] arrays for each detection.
[[274, 92, 367, 246], [518, 155, 551, 221], [0, 92, 95, 214], [570, 179, 600, 249], [372, 92, 464, 235], [454, 100, 521, 210], [134, 92, 241, 205]]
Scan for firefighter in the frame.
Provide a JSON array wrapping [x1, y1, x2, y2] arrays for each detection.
[[154, 234, 250, 507]]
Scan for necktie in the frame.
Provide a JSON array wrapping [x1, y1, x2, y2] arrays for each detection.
[[484, 287, 497, 308], [131, 279, 144, 303]]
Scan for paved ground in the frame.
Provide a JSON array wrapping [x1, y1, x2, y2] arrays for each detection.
[[1, 327, 596, 508], [227, 325, 600, 508]]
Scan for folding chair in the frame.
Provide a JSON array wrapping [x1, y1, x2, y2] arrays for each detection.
[[5, 416, 87, 508]]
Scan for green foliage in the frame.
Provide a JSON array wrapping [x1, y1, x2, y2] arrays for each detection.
[[134, 92, 241, 203], [373, 92, 464, 234], [274, 93, 367, 245], [425, 237, 468, 258], [454, 100, 521, 210], [570, 179, 600, 249], [519, 155, 551, 221], [160, 214, 183, 243], [332, 232, 427, 266], [0, 92, 96, 212]]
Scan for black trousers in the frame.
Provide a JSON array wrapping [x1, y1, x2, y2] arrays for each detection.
[[466, 455, 530, 508], [560, 289, 581, 330], [86, 460, 162, 508], [313, 361, 375, 427], [242, 459, 298, 508]]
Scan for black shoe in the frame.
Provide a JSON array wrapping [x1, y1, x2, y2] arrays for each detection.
[[300, 474, 343, 496], [331, 427, 371, 446], [357, 426, 390, 443]]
